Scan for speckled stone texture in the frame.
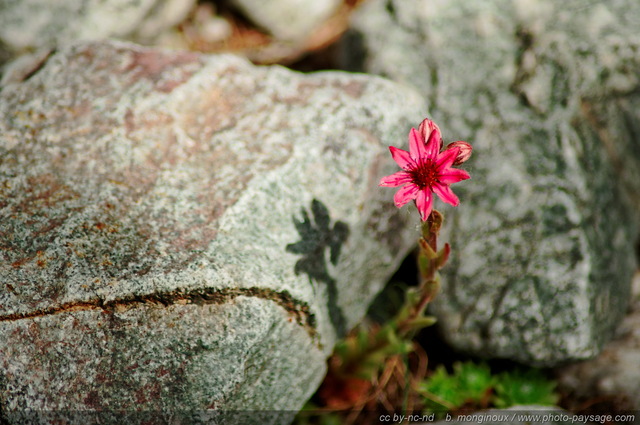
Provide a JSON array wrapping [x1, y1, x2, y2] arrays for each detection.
[[557, 272, 640, 410], [346, 0, 640, 365], [0, 40, 424, 422], [0, 0, 195, 59]]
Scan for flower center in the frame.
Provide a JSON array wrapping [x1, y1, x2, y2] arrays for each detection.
[[410, 160, 438, 189]]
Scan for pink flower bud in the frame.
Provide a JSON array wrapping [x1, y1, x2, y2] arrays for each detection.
[[418, 118, 443, 151], [444, 141, 472, 165]]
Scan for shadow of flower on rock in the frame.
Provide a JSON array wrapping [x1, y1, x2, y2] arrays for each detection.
[[286, 199, 349, 336]]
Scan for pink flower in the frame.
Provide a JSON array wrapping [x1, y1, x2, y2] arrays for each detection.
[[379, 118, 471, 221]]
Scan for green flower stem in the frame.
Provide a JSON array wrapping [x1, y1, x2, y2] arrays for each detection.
[[331, 210, 450, 380], [395, 210, 447, 337]]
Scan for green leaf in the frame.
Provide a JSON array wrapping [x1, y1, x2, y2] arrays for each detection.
[[404, 316, 437, 331], [419, 361, 560, 414], [419, 365, 466, 410], [419, 361, 496, 413], [435, 243, 450, 270], [404, 287, 421, 305], [356, 329, 370, 351], [389, 340, 414, 355], [453, 361, 494, 401], [420, 276, 440, 300], [419, 239, 438, 260], [493, 368, 559, 407], [418, 252, 433, 278]]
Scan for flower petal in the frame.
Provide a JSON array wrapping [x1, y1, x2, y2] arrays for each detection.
[[438, 168, 470, 184], [432, 182, 460, 206], [424, 126, 442, 159], [389, 146, 414, 170], [408, 128, 428, 162], [379, 171, 413, 187], [415, 189, 433, 221], [435, 146, 459, 169], [393, 184, 420, 208], [418, 118, 443, 151]]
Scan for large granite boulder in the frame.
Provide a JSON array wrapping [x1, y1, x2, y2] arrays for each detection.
[[345, 0, 640, 365], [0, 0, 195, 60], [0, 40, 424, 422]]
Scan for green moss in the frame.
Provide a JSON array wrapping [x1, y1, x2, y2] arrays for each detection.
[[419, 361, 559, 413]]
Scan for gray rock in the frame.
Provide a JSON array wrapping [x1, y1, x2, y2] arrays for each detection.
[[227, 0, 341, 41], [346, 0, 640, 365], [557, 272, 640, 410], [0, 40, 424, 421], [0, 0, 195, 59]]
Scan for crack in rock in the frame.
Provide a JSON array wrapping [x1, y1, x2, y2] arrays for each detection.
[[0, 287, 319, 346]]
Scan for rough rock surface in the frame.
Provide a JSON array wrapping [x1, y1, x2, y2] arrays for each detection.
[[557, 271, 640, 410], [0, 40, 424, 422], [227, 0, 341, 41], [0, 0, 195, 59], [346, 0, 640, 365]]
